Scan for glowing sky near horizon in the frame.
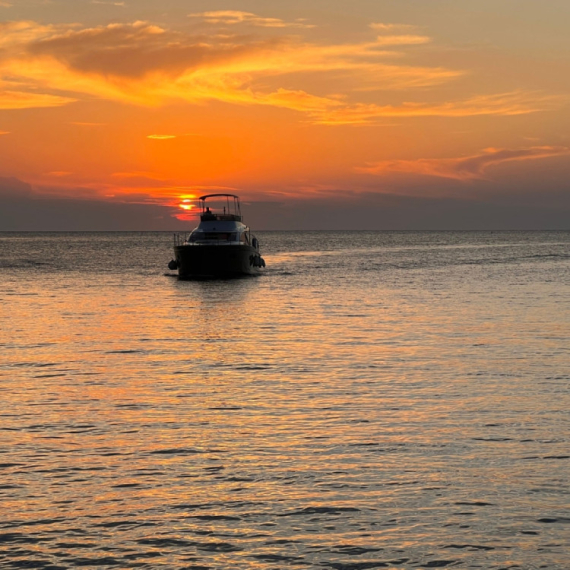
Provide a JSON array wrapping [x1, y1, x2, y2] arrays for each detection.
[[0, 0, 569, 228]]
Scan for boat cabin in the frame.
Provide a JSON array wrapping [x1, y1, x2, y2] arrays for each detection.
[[173, 193, 260, 253]]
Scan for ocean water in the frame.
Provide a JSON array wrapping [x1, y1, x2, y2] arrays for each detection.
[[1, 230, 569, 570]]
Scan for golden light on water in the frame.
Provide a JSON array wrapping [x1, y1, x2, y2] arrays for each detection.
[[2, 231, 570, 566]]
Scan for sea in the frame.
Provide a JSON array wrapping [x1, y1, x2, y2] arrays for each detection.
[[1, 230, 569, 570]]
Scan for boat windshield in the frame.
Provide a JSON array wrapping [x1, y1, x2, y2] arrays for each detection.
[[188, 231, 239, 242]]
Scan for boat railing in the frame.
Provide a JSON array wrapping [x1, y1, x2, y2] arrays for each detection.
[[173, 233, 243, 246], [174, 233, 189, 247]]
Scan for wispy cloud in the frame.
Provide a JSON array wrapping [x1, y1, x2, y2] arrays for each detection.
[[147, 134, 177, 139], [0, 20, 459, 116], [307, 91, 563, 125], [0, 130, 9, 135], [0, 21, 56, 47], [370, 23, 419, 32], [189, 10, 314, 28], [359, 146, 570, 180], [0, 89, 76, 109], [0, 20, 563, 123], [0, 1, 12, 7], [372, 35, 430, 46]]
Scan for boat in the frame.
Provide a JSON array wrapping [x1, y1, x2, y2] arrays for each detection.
[[168, 194, 265, 278]]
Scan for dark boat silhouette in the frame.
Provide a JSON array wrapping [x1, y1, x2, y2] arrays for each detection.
[[169, 194, 265, 278]]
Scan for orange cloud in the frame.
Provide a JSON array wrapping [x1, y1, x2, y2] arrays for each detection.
[[0, 89, 76, 109], [26, 168, 239, 209], [22, 22, 439, 83], [371, 35, 430, 46], [0, 19, 563, 123], [370, 23, 419, 32], [0, 20, 462, 117], [306, 91, 563, 125], [359, 146, 570, 180], [0, 20, 56, 46], [147, 134, 177, 139], [189, 10, 314, 28]]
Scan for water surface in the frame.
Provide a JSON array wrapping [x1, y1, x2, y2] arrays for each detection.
[[1, 231, 569, 569]]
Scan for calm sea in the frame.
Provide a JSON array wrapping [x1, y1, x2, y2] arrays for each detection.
[[1, 231, 569, 570]]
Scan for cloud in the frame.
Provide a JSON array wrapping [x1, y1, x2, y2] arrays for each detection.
[[359, 146, 570, 180], [0, 1, 12, 7], [3, 167, 570, 231], [0, 88, 76, 109], [16, 167, 231, 211], [372, 35, 430, 46], [370, 23, 419, 32], [243, 90, 560, 126], [189, 10, 314, 28], [0, 20, 56, 47], [23, 21, 426, 81], [0, 176, 34, 197], [0, 130, 9, 135], [0, 20, 563, 123], [147, 134, 177, 139], [0, 20, 461, 116], [3, 185, 569, 230], [0, 191, 189, 231], [306, 91, 563, 125]]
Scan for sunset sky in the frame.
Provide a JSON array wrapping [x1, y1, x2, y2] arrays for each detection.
[[1, 0, 569, 229]]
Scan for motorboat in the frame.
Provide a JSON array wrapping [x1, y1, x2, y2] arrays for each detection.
[[168, 194, 265, 278]]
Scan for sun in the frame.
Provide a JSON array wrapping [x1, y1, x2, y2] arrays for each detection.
[[178, 197, 196, 211]]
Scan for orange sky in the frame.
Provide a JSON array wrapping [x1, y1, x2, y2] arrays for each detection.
[[0, 0, 569, 229]]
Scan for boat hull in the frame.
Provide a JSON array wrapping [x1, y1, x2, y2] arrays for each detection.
[[174, 244, 263, 278]]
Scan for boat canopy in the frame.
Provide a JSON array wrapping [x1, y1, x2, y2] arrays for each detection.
[[199, 194, 242, 222], [199, 193, 240, 201]]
